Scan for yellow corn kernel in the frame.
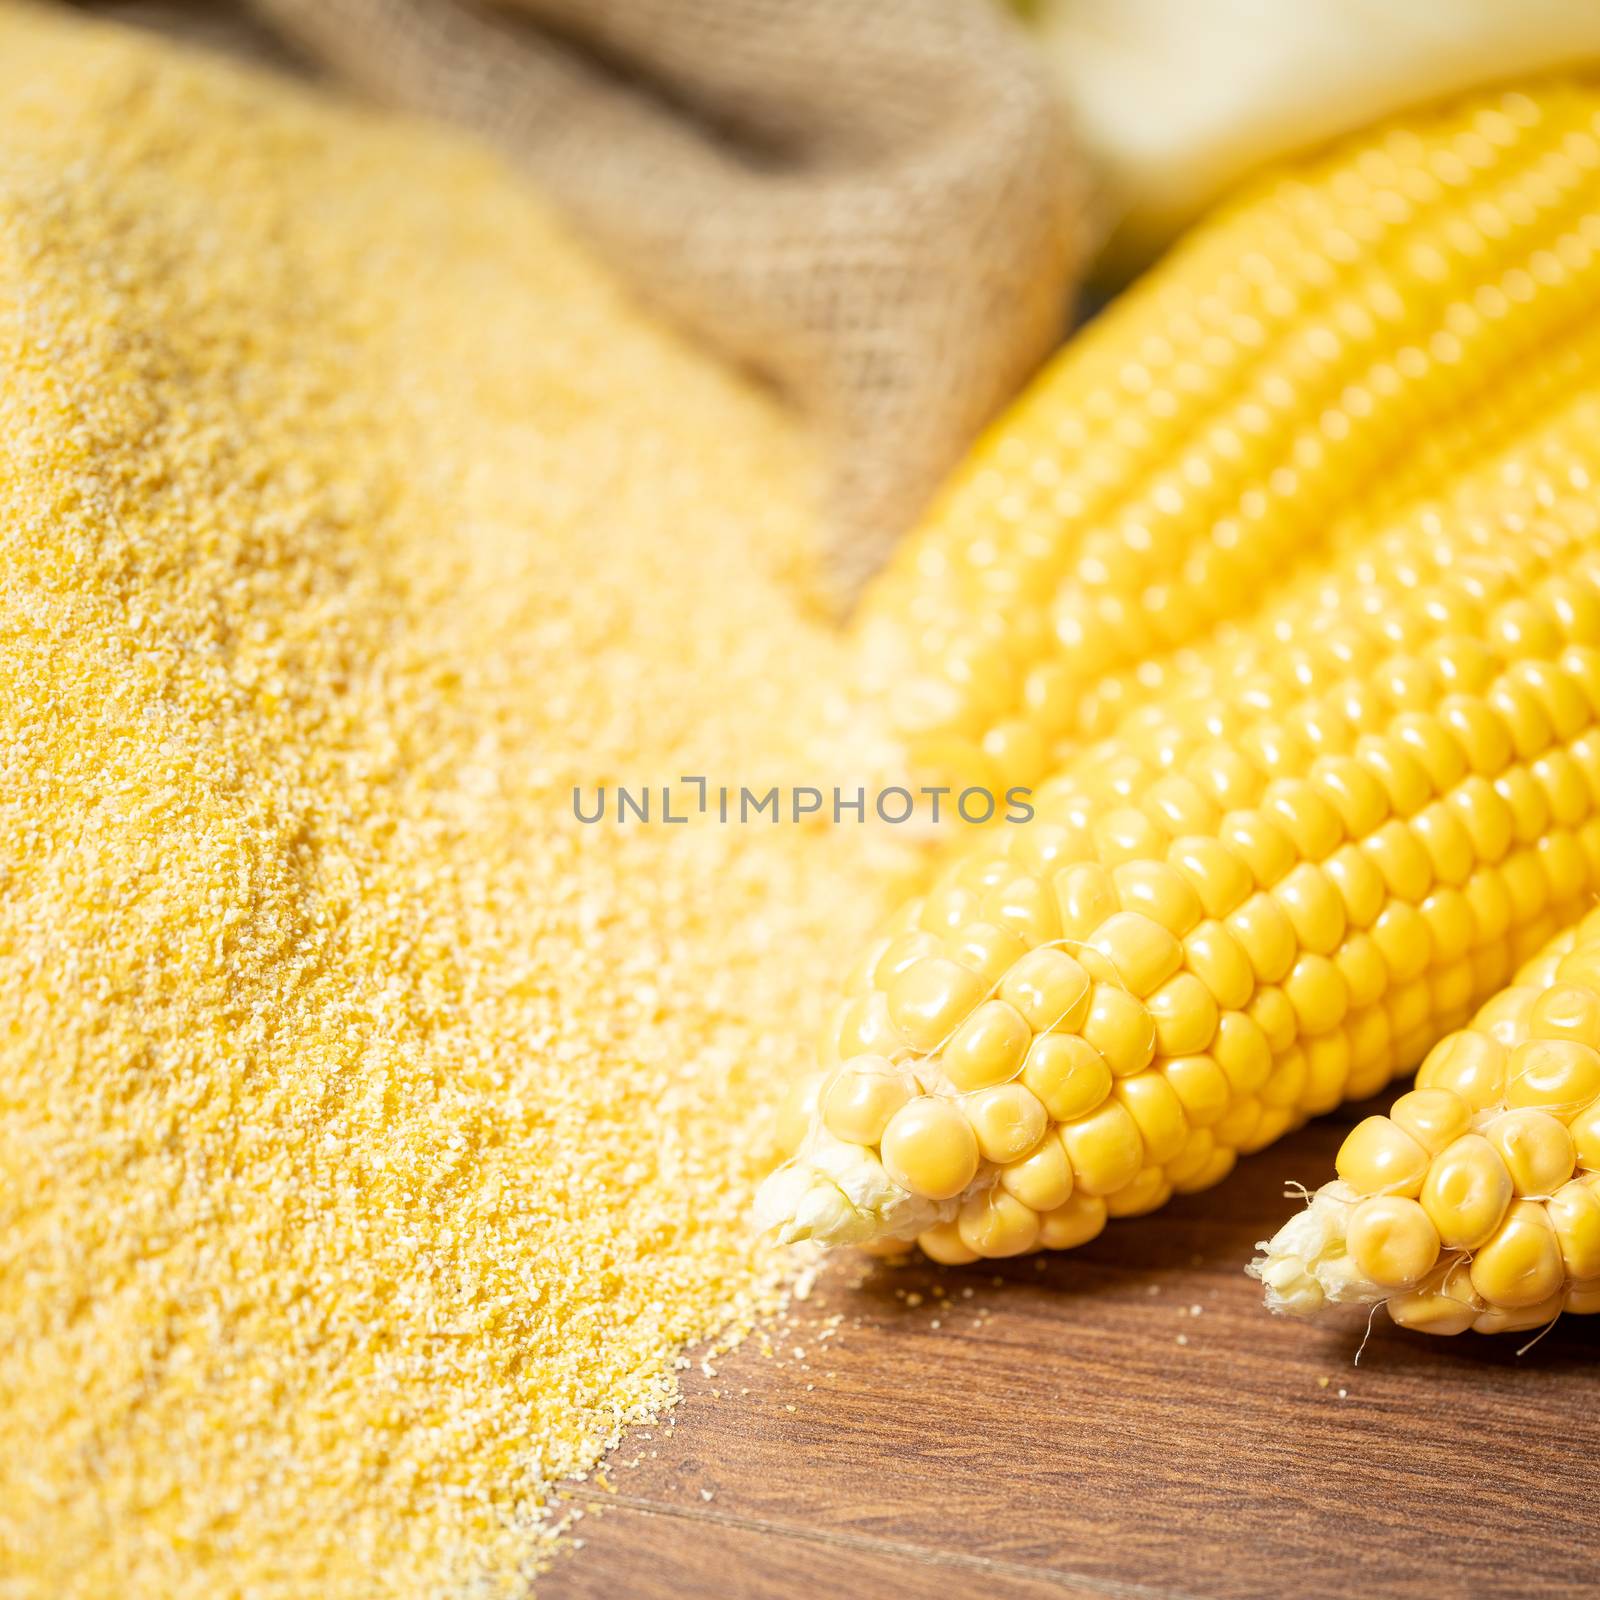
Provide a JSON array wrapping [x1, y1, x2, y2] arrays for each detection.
[[1144, 972, 1220, 1057], [1324, 843, 1386, 930], [1341, 1007, 1393, 1099], [1334, 932, 1389, 1009], [917, 1220, 980, 1266], [1388, 1087, 1472, 1156], [1144, 774, 1220, 839], [1114, 1070, 1189, 1166], [963, 1082, 1048, 1165], [1571, 1097, 1600, 1171], [1019, 1032, 1112, 1123], [1418, 1133, 1513, 1251], [777, 1070, 827, 1158], [1264, 781, 1341, 863], [1282, 953, 1349, 1037], [1080, 983, 1156, 1076], [1000, 1129, 1074, 1213], [871, 930, 942, 990], [1505, 1037, 1600, 1115], [1506, 772, 1564, 844], [1301, 1032, 1353, 1115], [1369, 902, 1432, 987], [821, 1059, 915, 1146], [941, 999, 1032, 1091], [1245, 984, 1297, 1054], [1485, 1108, 1576, 1198], [1239, 1102, 1297, 1154], [1225, 892, 1297, 984], [1173, 1142, 1236, 1195], [1557, 942, 1600, 991], [1397, 714, 1468, 796], [1414, 1029, 1507, 1109], [949, 920, 1030, 987], [1413, 803, 1475, 887], [1163, 1127, 1216, 1187], [1470, 1199, 1566, 1310], [1386, 1259, 1483, 1336], [957, 1188, 1041, 1258], [1104, 1166, 1172, 1218], [1054, 862, 1119, 940], [1363, 819, 1433, 903], [886, 956, 986, 1053], [1387, 977, 1435, 1050], [1185, 749, 1260, 816], [1500, 848, 1550, 925], [999, 947, 1091, 1034], [1547, 1179, 1600, 1282], [1336, 1115, 1430, 1198], [880, 1098, 980, 1200], [1088, 911, 1182, 996], [1038, 1191, 1107, 1250], [1472, 1290, 1567, 1335], [1212, 1011, 1272, 1094], [1168, 836, 1253, 919], [832, 991, 900, 1061], [856, 1234, 917, 1260], [1094, 807, 1168, 867], [1528, 981, 1600, 1047], [1112, 861, 1203, 936], [1464, 870, 1514, 951], [1218, 812, 1296, 890], [1346, 1195, 1441, 1291], [1567, 1278, 1600, 1315], [1419, 889, 1475, 968], [1057, 1099, 1144, 1196], [919, 881, 983, 936], [1182, 920, 1255, 1011], [1358, 738, 1431, 820], [1161, 1053, 1231, 1129], [1311, 757, 1387, 841], [1274, 863, 1346, 956], [1258, 1045, 1308, 1113], [984, 874, 1063, 948], [1211, 1094, 1260, 1151], [1449, 775, 1514, 860]]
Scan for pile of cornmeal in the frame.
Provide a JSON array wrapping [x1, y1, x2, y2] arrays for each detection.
[[0, 7, 902, 1594]]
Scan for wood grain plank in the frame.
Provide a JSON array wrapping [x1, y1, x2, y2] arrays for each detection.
[[549, 1105, 1600, 1600], [547, 1502, 1136, 1600]]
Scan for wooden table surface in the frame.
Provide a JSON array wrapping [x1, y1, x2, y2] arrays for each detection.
[[546, 1097, 1598, 1600]]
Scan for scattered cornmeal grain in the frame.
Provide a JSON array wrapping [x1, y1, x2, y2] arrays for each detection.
[[0, 7, 904, 1597]]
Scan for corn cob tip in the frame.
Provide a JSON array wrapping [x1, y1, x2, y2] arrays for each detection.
[[754, 1132, 944, 1247], [1247, 1181, 1378, 1317]]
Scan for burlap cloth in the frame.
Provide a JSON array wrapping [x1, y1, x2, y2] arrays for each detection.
[[87, 0, 1085, 599]]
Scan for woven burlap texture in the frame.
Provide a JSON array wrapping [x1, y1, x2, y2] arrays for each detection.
[[248, 0, 1087, 597]]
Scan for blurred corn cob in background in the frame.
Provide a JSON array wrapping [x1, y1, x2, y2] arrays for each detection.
[[1252, 909, 1600, 1335], [757, 82, 1600, 1264], [857, 85, 1600, 796]]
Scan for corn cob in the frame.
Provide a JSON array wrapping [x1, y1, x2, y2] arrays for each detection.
[[1252, 907, 1600, 1334], [857, 83, 1600, 794], [757, 370, 1600, 1260]]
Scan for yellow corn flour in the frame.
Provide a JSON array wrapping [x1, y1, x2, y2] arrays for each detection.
[[0, 6, 903, 1594]]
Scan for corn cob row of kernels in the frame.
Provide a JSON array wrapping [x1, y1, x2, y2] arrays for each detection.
[[1074, 309, 1600, 742], [1252, 907, 1600, 1334], [857, 85, 1600, 795], [757, 378, 1600, 1261]]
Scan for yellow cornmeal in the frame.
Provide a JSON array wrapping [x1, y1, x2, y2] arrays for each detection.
[[0, 7, 902, 1595]]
